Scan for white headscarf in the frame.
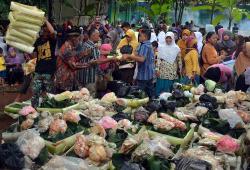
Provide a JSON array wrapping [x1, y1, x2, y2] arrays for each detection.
[[157, 31, 166, 45], [158, 32, 180, 64], [194, 32, 203, 54]]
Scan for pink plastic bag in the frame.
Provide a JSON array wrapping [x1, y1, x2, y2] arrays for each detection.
[[216, 135, 240, 153], [98, 116, 118, 129]]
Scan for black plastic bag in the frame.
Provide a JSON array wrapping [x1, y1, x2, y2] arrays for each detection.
[[134, 107, 150, 123], [112, 112, 130, 122], [127, 86, 147, 99], [121, 161, 146, 170], [172, 89, 184, 99], [0, 143, 25, 170], [107, 81, 128, 95], [145, 100, 162, 113], [160, 100, 176, 113], [174, 157, 212, 170], [117, 85, 131, 98], [199, 94, 218, 109]]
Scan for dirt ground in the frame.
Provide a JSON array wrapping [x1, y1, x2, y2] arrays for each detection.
[[0, 86, 32, 131]]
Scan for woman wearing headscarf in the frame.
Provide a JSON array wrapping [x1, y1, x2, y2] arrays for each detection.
[[117, 29, 138, 54], [156, 32, 182, 95], [194, 31, 203, 54], [201, 32, 226, 76], [216, 30, 236, 59], [177, 29, 191, 59], [5, 47, 24, 86], [235, 42, 250, 77], [183, 36, 200, 85], [115, 29, 139, 84], [233, 35, 245, 59]]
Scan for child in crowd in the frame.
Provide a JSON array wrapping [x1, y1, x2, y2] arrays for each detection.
[[0, 47, 6, 86], [5, 47, 24, 86], [96, 44, 116, 97]]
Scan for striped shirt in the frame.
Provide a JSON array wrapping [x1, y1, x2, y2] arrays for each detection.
[[78, 40, 100, 85], [136, 40, 155, 81]]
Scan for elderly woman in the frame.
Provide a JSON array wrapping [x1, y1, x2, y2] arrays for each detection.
[[54, 27, 90, 92], [216, 30, 236, 60], [156, 32, 182, 95], [201, 32, 226, 76]]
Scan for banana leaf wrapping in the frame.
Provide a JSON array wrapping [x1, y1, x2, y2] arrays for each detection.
[[7, 28, 36, 45], [13, 11, 45, 25]]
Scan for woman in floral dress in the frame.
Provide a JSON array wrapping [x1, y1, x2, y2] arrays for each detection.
[[156, 32, 182, 95]]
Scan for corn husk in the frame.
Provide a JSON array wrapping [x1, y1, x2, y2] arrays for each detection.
[[5, 33, 31, 46], [13, 11, 45, 25], [6, 40, 34, 54], [45, 131, 84, 154], [10, 2, 45, 18], [8, 28, 36, 45], [11, 21, 41, 32]]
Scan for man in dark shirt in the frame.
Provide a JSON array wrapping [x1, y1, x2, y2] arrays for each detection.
[[31, 19, 57, 107]]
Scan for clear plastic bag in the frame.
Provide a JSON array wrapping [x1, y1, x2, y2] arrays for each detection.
[[41, 156, 110, 170], [218, 109, 244, 128], [16, 129, 45, 160]]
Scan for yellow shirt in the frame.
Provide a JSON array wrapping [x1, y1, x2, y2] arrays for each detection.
[[184, 49, 200, 77], [0, 56, 6, 71]]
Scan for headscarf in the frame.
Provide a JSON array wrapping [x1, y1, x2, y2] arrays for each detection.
[[244, 67, 250, 85], [100, 44, 112, 71], [221, 31, 236, 49], [158, 32, 180, 64], [235, 42, 250, 76], [0, 37, 7, 56], [194, 31, 203, 54], [205, 24, 215, 33], [218, 28, 225, 41], [182, 29, 191, 37], [117, 29, 138, 53]]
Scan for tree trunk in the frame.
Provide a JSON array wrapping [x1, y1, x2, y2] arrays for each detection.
[[78, 0, 84, 25], [96, 0, 101, 16], [210, 0, 216, 24], [48, 0, 53, 22], [59, 0, 63, 23], [174, 0, 178, 24]]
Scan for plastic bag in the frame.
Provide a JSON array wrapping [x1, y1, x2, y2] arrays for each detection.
[[132, 138, 174, 162], [112, 112, 130, 122], [218, 109, 244, 128], [98, 116, 118, 129], [134, 107, 150, 123], [120, 162, 145, 170], [174, 156, 212, 170], [16, 129, 45, 160], [41, 156, 110, 170], [145, 100, 162, 113], [0, 143, 25, 170], [216, 135, 240, 154]]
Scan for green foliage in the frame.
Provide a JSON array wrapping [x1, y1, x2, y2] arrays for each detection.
[[137, 0, 171, 20], [212, 14, 225, 25]]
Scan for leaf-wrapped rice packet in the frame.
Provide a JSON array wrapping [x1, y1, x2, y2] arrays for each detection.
[[16, 129, 45, 160], [147, 112, 175, 131], [63, 110, 81, 124], [49, 118, 67, 136], [159, 113, 187, 130], [10, 2, 45, 18], [131, 138, 174, 162], [116, 97, 149, 108]]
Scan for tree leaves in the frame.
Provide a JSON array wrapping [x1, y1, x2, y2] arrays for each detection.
[[212, 14, 225, 25]]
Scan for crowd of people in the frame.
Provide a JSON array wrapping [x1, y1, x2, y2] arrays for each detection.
[[0, 17, 250, 107]]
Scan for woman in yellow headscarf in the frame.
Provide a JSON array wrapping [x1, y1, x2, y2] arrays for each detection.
[[117, 29, 139, 54], [177, 29, 191, 59], [114, 29, 139, 84]]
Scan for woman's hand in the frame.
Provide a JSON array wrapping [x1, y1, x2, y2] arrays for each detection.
[[155, 71, 160, 77]]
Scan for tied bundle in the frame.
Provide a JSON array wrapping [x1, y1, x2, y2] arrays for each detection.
[[5, 2, 45, 53]]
